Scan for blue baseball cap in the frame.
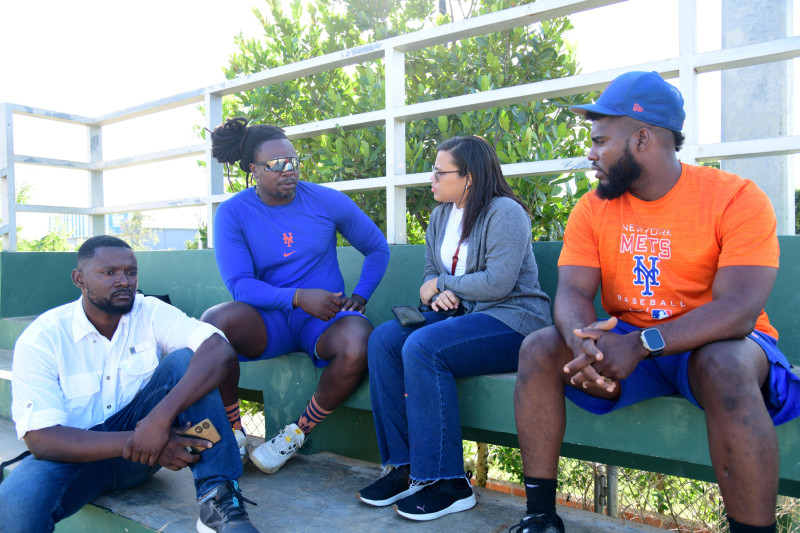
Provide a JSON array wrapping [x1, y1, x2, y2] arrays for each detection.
[[570, 71, 685, 132]]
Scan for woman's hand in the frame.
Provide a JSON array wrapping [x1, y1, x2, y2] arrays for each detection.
[[420, 277, 439, 305], [431, 290, 460, 312]]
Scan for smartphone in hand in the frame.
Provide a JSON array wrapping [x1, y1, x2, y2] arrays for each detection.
[[180, 418, 221, 453]]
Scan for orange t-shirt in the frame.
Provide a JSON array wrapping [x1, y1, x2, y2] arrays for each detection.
[[558, 163, 779, 338]]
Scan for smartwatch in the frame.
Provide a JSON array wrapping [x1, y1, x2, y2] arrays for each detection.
[[640, 328, 665, 358]]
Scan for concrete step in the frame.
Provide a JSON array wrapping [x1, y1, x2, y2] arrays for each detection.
[[0, 316, 35, 350], [0, 349, 11, 419], [0, 416, 660, 532]]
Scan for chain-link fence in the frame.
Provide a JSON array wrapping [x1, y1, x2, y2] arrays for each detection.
[[241, 400, 267, 439], [468, 442, 800, 533], [563, 460, 800, 533]]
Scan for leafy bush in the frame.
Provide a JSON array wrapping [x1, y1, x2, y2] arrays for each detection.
[[217, 0, 596, 241]]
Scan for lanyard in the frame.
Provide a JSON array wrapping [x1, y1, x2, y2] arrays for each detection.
[[451, 242, 462, 276]]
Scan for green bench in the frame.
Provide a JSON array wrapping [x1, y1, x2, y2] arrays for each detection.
[[1, 237, 799, 497], [236, 239, 800, 498]]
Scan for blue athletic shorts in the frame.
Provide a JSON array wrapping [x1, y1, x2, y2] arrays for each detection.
[[240, 307, 370, 368], [564, 319, 800, 425]]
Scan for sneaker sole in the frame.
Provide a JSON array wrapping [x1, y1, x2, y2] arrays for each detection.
[[394, 493, 476, 521], [196, 517, 215, 533], [249, 452, 286, 474], [358, 484, 423, 507]]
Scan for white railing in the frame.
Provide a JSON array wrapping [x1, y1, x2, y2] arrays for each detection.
[[1, 0, 798, 250]]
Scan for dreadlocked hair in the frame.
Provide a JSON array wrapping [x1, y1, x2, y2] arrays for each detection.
[[210, 118, 288, 189]]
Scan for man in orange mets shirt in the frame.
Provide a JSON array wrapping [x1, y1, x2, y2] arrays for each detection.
[[510, 71, 800, 533]]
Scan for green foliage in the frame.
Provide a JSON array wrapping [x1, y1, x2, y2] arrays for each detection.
[[219, 0, 596, 241], [406, 212, 425, 244], [18, 217, 73, 252], [16, 181, 33, 205], [13, 184, 75, 252], [117, 212, 159, 251], [185, 223, 209, 250], [795, 189, 799, 235]]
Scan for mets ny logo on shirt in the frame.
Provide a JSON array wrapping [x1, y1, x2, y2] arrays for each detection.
[[283, 233, 295, 257], [618, 225, 683, 319]]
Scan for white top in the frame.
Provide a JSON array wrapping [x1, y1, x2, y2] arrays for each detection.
[[11, 294, 224, 440], [440, 205, 468, 276]]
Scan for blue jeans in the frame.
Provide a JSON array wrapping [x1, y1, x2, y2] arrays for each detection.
[[0, 349, 242, 533], [368, 311, 523, 481]]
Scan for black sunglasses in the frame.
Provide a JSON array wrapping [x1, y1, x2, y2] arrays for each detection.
[[252, 157, 300, 173]]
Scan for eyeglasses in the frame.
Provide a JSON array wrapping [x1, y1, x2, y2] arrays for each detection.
[[252, 157, 300, 173], [431, 167, 461, 182]]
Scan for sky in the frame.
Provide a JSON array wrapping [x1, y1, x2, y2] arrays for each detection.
[[0, 0, 796, 240]]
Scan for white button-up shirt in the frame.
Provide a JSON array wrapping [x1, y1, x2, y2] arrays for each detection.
[[11, 294, 224, 440]]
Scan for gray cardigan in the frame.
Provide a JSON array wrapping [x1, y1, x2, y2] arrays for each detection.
[[424, 196, 552, 336]]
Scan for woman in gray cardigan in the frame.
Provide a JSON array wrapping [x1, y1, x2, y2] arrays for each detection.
[[357, 136, 552, 521]]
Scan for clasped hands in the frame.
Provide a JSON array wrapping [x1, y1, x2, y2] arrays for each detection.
[[420, 277, 460, 313], [565, 317, 645, 394], [294, 288, 367, 320], [123, 416, 208, 471]]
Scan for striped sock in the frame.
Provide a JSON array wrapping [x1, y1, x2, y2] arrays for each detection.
[[225, 402, 243, 431], [295, 394, 332, 435]]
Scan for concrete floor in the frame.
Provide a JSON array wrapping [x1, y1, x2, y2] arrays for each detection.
[[0, 417, 661, 533]]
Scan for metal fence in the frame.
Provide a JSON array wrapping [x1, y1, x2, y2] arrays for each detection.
[[1, 0, 799, 250]]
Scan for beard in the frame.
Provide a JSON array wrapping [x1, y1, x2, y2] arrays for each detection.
[[595, 145, 642, 200], [86, 289, 135, 315], [274, 189, 296, 200]]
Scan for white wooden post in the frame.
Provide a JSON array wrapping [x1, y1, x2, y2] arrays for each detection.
[[385, 46, 407, 244], [0, 105, 16, 251], [205, 91, 224, 248], [88, 124, 104, 237], [678, 0, 699, 164]]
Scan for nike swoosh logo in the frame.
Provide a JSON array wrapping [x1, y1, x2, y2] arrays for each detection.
[[284, 251, 296, 257]]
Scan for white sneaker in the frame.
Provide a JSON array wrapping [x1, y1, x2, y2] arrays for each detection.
[[249, 423, 305, 474], [233, 428, 249, 465]]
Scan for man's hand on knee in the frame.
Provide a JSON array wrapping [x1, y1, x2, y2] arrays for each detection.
[[123, 414, 173, 466]]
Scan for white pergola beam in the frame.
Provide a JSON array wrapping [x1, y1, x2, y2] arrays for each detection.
[[14, 155, 92, 171], [694, 35, 800, 74], [96, 144, 205, 171], [16, 205, 94, 215], [696, 135, 800, 161], [91, 89, 205, 126], [7, 104, 93, 126]]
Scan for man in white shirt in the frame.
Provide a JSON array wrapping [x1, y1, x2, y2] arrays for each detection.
[[0, 235, 259, 533]]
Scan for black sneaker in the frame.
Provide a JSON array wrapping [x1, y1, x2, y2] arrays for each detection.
[[358, 465, 422, 507], [394, 472, 476, 521], [197, 480, 259, 532], [508, 512, 565, 533]]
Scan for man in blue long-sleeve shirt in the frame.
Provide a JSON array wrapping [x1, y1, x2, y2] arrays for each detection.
[[204, 118, 390, 473]]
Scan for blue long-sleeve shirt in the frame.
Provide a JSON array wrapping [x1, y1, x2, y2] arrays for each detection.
[[214, 182, 390, 312]]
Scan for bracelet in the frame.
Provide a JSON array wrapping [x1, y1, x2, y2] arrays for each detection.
[[292, 289, 299, 308]]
